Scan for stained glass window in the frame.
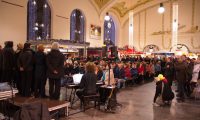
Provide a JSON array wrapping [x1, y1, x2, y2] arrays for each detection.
[[27, 0, 51, 41], [70, 9, 85, 43], [104, 17, 115, 46]]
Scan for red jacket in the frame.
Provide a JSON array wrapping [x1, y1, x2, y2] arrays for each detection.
[[124, 67, 131, 79], [138, 66, 144, 74]]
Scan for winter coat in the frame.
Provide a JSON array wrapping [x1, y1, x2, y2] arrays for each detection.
[[2, 47, 15, 70], [124, 67, 131, 79], [174, 62, 188, 83], [113, 66, 120, 78], [46, 49, 65, 79], [79, 72, 97, 95], [17, 49, 33, 71], [164, 62, 174, 78], [118, 68, 125, 79], [130, 68, 138, 77], [162, 81, 174, 101], [34, 51, 47, 79]]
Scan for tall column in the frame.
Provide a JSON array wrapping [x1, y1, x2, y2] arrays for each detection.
[[129, 11, 134, 48], [172, 3, 178, 48]]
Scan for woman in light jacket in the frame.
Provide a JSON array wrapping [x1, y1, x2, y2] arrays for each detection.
[[102, 63, 115, 86]]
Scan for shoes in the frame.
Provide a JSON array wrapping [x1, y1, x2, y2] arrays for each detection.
[[153, 103, 160, 107]]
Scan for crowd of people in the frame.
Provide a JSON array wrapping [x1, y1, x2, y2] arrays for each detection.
[[0, 41, 199, 105]]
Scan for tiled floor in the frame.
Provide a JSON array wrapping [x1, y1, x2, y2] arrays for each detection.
[[64, 82, 200, 120]]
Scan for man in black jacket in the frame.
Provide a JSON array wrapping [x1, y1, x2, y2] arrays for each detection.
[[46, 42, 64, 100], [18, 43, 34, 97], [1, 41, 15, 83]]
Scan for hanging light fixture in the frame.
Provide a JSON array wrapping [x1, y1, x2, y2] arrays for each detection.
[[158, 3, 165, 14], [104, 12, 110, 21]]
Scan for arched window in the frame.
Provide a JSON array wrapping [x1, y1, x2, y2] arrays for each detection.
[[70, 9, 85, 43], [27, 0, 51, 41], [104, 17, 115, 46]]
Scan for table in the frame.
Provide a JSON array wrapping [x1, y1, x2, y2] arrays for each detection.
[[0, 89, 18, 100]]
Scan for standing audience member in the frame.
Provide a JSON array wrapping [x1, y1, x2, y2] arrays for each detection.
[[34, 44, 47, 98], [14, 43, 23, 94], [1, 41, 15, 83], [190, 58, 200, 85], [0, 45, 3, 82], [76, 62, 97, 101], [174, 56, 188, 102], [18, 43, 34, 97], [164, 58, 174, 87], [46, 42, 65, 100], [155, 61, 161, 76]]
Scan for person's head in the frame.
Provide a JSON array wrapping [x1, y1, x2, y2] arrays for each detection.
[[37, 44, 44, 52], [17, 43, 23, 50], [85, 62, 96, 73], [166, 57, 171, 62], [96, 65, 102, 72], [51, 42, 59, 50], [177, 57, 183, 63], [23, 43, 31, 50], [4, 41, 13, 48], [132, 63, 136, 68]]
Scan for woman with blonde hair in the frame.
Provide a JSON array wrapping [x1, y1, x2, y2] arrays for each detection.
[[76, 62, 97, 101]]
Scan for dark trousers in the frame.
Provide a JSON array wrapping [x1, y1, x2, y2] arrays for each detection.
[[1, 70, 13, 83], [49, 78, 61, 100], [34, 76, 47, 97], [177, 81, 185, 100], [76, 90, 84, 101], [153, 87, 162, 103], [166, 76, 173, 87], [21, 71, 32, 97], [14, 70, 21, 94]]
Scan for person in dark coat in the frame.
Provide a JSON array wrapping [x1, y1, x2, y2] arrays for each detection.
[[1, 41, 15, 83], [46, 42, 64, 100], [174, 57, 188, 102], [0, 45, 3, 82], [18, 43, 34, 97], [14, 43, 23, 94], [164, 58, 174, 87], [34, 44, 47, 98], [76, 62, 97, 101]]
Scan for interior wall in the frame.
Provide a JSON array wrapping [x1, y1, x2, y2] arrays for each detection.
[[122, 0, 200, 52], [0, 0, 27, 48], [0, 0, 103, 48]]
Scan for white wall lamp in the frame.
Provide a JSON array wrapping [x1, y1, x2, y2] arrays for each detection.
[[158, 3, 165, 14]]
